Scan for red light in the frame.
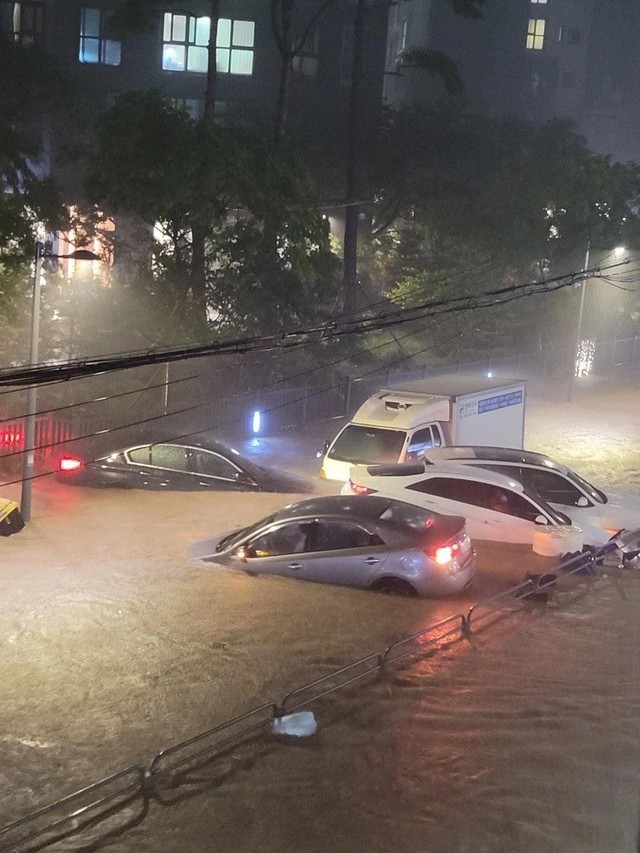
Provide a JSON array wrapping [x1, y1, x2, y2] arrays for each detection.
[[350, 480, 377, 496], [434, 545, 453, 565], [0, 430, 23, 447], [59, 456, 83, 472]]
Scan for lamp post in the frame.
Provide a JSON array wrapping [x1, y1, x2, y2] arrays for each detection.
[[20, 242, 101, 522], [567, 241, 591, 403], [567, 243, 626, 402]]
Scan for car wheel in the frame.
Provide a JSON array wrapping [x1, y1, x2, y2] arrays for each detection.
[[369, 577, 417, 597]]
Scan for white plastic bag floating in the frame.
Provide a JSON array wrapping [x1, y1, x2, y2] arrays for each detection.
[[271, 711, 317, 737]]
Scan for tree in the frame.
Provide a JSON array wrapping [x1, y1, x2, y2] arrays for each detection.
[[0, 43, 66, 270], [84, 91, 339, 334], [362, 110, 640, 358], [341, 0, 485, 313]]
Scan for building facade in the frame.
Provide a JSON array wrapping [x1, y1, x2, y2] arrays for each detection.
[[1, 0, 389, 173], [385, 0, 640, 164]]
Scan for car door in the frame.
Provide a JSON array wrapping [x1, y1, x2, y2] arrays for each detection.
[[296, 521, 388, 588], [124, 445, 173, 488], [404, 476, 540, 543], [124, 444, 195, 489], [189, 448, 249, 490], [243, 521, 315, 579]]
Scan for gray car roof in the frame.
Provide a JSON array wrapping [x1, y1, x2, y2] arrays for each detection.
[[275, 495, 398, 521], [424, 446, 563, 471], [274, 494, 453, 525]]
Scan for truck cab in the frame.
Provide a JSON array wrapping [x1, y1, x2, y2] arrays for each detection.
[[319, 376, 526, 483], [320, 389, 450, 482]]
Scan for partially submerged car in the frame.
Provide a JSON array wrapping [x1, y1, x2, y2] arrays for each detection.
[[342, 463, 613, 548], [190, 494, 476, 597], [55, 432, 313, 493], [421, 446, 640, 536]]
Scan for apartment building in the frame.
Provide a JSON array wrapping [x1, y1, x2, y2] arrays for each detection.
[[1, 0, 389, 172], [385, 0, 640, 164]]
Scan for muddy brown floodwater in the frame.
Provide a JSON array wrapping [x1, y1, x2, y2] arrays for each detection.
[[1, 378, 640, 852]]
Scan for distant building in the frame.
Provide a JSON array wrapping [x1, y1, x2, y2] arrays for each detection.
[[385, 0, 640, 164], [1, 0, 389, 173]]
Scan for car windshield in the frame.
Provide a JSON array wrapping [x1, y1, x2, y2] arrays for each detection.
[[523, 489, 572, 525], [216, 513, 277, 551], [565, 469, 607, 504], [328, 425, 406, 464]]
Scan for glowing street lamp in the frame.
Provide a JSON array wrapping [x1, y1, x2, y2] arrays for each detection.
[[20, 241, 101, 522], [568, 243, 626, 401]]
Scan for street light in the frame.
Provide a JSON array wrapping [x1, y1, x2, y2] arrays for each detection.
[[567, 243, 626, 401], [20, 241, 101, 522]]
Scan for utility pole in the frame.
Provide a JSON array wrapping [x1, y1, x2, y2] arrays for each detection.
[[20, 241, 44, 522], [567, 241, 591, 402], [341, 0, 367, 315]]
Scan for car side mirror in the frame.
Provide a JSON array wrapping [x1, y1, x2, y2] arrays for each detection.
[[234, 471, 256, 487], [534, 515, 549, 525], [577, 496, 590, 507], [316, 440, 330, 459], [233, 545, 255, 562]]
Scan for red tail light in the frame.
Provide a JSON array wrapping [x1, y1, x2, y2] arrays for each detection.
[[429, 541, 461, 565], [349, 479, 377, 496], [59, 456, 84, 472]]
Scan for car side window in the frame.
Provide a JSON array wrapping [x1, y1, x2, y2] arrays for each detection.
[[149, 444, 190, 472], [501, 491, 545, 522], [477, 486, 541, 521], [408, 476, 472, 502], [405, 426, 440, 461], [310, 522, 381, 552], [128, 446, 151, 464], [408, 476, 540, 522], [190, 449, 238, 480], [248, 523, 311, 557], [522, 468, 587, 507]]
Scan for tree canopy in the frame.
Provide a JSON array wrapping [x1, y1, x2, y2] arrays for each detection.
[[84, 91, 339, 334]]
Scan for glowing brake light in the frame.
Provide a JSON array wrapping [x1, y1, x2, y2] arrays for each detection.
[[434, 545, 454, 565], [349, 480, 377, 496], [431, 540, 461, 565], [59, 456, 84, 472]]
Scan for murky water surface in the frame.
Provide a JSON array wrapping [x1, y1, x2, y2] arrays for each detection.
[[1, 381, 640, 851]]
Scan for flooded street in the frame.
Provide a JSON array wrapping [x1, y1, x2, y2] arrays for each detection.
[[1, 379, 640, 851]]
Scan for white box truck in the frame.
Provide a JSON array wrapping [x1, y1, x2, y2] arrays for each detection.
[[319, 374, 526, 482]]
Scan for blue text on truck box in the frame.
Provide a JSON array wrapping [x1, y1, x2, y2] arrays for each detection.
[[477, 390, 523, 415]]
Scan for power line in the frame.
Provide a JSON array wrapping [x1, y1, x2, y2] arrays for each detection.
[[0, 372, 200, 424], [0, 315, 454, 464], [2, 260, 628, 389], [0, 321, 460, 487]]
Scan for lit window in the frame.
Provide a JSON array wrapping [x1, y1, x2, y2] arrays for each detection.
[[0, 1, 44, 46], [530, 0, 547, 4], [293, 29, 319, 78], [162, 13, 254, 76], [79, 7, 121, 65], [216, 18, 254, 75], [526, 18, 545, 50]]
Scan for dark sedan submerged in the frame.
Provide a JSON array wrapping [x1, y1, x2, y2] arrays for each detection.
[[55, 433, 314, 493], [190, 494, 476, 597]]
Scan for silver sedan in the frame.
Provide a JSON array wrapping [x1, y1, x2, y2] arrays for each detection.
[[190, 495, 476, 597]]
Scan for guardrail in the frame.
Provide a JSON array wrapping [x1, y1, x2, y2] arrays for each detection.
[[2, 537, 639, 852]]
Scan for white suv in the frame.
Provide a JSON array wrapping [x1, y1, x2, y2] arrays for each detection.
[[421, 446, 639, 536], [342, 462, 613, 547]]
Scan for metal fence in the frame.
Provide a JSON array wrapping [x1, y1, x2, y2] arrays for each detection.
[[2, 536, 639, 853], [1, 335, 639, 456]]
